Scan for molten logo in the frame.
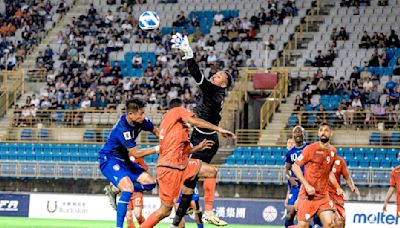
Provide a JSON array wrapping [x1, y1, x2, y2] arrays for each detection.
[[353, 212, 399, 225]]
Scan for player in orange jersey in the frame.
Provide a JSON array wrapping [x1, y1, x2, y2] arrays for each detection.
[[328, 156, 360, 227], [291, 122, 344, 228], [140, 98, 235, 228], [383, 151, 400, 218]]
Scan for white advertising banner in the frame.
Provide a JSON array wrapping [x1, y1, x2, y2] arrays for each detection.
[[28, 193, 172, 222], [345, 202, 399, 228]]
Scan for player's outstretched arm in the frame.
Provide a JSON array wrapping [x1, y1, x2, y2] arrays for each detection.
[[345, 176, 360, 196], [128, 145, 159, 159], [292, 163, 315, 195], [329, 172, 344, 196], [383, 186, 395, 211], [191, 139, 215, 153], [188, 116, 235, 139]]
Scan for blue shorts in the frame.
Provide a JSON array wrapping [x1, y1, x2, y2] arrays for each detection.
[[177, 185, 200, 203], [287, 187, 300, 206], [99, 157, 145, 187]]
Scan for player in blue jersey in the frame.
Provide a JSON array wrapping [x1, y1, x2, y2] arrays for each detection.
[[98, 98, 160, 228], [284, 126, 309, 228]]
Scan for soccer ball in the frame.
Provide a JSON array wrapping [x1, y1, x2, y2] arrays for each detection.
[[138, 11, 160, 31]]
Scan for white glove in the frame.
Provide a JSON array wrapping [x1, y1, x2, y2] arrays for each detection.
[[170, 32, 193, 60]]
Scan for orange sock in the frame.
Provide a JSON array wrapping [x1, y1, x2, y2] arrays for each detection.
[[128, 223, 136, 228], [140, 213, 160, 228], [137, 216, 145, 225], [203, 178, 216, 212]]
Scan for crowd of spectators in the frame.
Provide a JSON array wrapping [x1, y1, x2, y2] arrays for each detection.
[[215, 2, 298, 43], [0, 0, 65, 70], [292, 66, 400, 129], [359, 30, 400, 49]]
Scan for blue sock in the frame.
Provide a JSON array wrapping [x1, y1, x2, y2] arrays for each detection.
[[197, 224, 204, 228], [116, 191, 132, 228]]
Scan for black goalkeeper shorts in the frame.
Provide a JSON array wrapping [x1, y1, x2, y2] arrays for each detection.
[[190, 128, 219, 164]]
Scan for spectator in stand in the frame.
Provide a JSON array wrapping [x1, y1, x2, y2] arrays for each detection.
[[335, 77, 348, 96], [337, 27, 348, 40], [388, 30, 400, 48], [131, 53, 142, 69], [214, 11, 224, 26], [359, 31, 371, 49], [335, 105, 345, 126], [363, 77, 373, 93], [378, 0, 388, 6], [394, 58, 400, 75], [360, 67, 371, 83], [294, 95, 304, 111], [326, 77, 336, 95], [313, 50, 324, 67], [352, 96, 363, 109], [205, 35, 216, 49], [247, 59, 257, 68], [258, 8, 267, 25], [385, 76, 398, 94], [265, 35, 276, 50]]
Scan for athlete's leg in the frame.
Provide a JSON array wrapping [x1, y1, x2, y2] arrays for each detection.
[[141, 204, 173, 228], [126, 208, 135, 228], [117, 177, 134, 228], [285, 205, 297, 227], [318, 210, 335, 228], [133, 193, 145, 225]]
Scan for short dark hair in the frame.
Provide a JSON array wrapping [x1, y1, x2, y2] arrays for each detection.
[[169, 98, 183, 109], [319, 122, 331, 129], [225, 71, 233, 88], [126, 98, 146, 113]]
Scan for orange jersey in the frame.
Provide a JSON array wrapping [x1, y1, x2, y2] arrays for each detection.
[[390, 165, 400, 205], [328, 156, 349, 203], [296, 142, 337, 199], [134, 157, 148, 170], [158, 106, 194, 169]]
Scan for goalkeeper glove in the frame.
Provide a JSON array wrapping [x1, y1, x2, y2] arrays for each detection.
[[170, 32, 193, 60]]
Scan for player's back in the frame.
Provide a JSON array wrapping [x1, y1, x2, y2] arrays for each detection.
[[158, 107, 192, 169], [298, 142, 337, 199], [98, 114, 153, 162]]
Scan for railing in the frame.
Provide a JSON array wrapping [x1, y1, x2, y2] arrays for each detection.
[[0, 70, 24, 118], [0, 161, 391, 186], [26, 68, 47, 82], [236, 128, 400, 147], [274, 0, 321, 67], [9, 110, 165, 128]]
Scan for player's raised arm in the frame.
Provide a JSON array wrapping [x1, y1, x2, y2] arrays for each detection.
[[170, 33, 205, 85], [329, 171, 344, 196], [188, 115, 235, 139]]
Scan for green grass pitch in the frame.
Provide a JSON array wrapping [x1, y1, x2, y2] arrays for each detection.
[[0, 217, 282, 228]]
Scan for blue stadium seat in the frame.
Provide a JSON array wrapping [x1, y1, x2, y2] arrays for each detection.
[[39, 129, 49, 140], [20, 164, 36, 177], [246, 156, 256, 165], [21, 129, 32, 140], [386, 148, 398, 159], [380, 161, 392, 168], [235, 156, 245, 165], [243, 147, 254, 156], [240, 168, 258, 184], [83, 130, 96, 142], [260, 169, 280, 184], [52, 151, 62, 161], [59, 165, 74, 177], [1, 162, 17, 177], [77, 165, 95, 178], [255, 158, 266, 165], [369, 159, 380, 168], [218, 167, 237, 184], [70, 151, 80, 162], [38, 164, 55, 177], [265, 159, 275, 166], [351, 172, 369, 186], [372, 171, 391, 187], [358, 160, 369, 168], [226, 155, 235, 165]]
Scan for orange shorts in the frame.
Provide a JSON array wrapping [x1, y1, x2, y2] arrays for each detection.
[[128, 192, 143, 209], [156, 158, 202, 207], [334, 202, 345, 221], [296, 196, 335, 222]]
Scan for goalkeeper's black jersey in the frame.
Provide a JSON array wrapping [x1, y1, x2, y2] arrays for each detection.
[[187, 58, 226, 129]]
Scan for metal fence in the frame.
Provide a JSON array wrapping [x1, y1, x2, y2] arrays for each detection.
[[0, 161, 392, 186]]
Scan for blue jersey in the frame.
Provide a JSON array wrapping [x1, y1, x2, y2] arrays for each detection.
[[285, 142, 309, 188], [98, 114, 154, 162]]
